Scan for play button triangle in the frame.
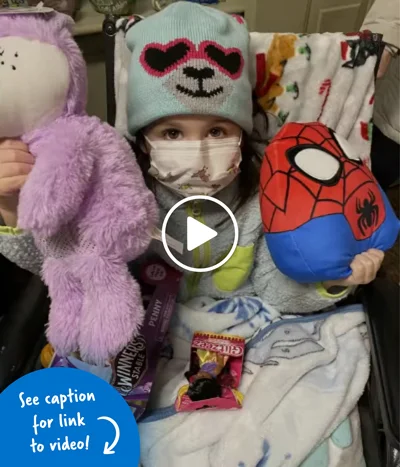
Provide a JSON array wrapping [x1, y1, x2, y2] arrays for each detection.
[[187, 216, 218, 252]]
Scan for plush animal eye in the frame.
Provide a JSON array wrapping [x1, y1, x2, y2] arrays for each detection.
[[292, 147, 341, 182], [334, 133, 362, 162]]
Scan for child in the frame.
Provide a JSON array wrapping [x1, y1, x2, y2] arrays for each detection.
[[0, 2, 384, 314]]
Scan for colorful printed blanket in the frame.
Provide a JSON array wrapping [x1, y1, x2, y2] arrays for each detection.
[[251, 31, 382, 165], [114, 24, 381, 166], [137, 297, 369, 467]]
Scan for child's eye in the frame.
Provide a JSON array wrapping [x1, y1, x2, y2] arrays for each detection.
[[163, 129, 182, 140], [208, 127, 225, 138]]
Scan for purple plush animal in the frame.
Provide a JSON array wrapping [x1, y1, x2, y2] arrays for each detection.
[[0, 11, 158, 364]]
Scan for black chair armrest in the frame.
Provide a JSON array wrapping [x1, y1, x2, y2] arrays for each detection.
[[362, 278, 400, 450], [0, 254, 32, 318], [0, 258, 49, 392], [103, 15, 118, 126]]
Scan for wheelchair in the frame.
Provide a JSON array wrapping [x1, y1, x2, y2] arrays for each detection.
[[0, 15, 398, 467]]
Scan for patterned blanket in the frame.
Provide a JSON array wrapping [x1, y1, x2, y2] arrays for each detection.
[[138, 298, 369, 467], [251, 31, 382, 165]]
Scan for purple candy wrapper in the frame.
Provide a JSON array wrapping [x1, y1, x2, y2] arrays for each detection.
[[50, 258, 182, 420]]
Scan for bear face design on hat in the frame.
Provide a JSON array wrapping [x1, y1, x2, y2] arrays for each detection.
[[140, 38, 244, 107], [126, 3, 253, 135]]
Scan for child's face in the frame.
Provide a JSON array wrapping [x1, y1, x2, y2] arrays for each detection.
[[141, 114, 243, 196], [144, 115, 241, 142]]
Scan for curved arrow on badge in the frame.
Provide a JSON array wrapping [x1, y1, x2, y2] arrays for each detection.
[[98, 416, 120, 454]]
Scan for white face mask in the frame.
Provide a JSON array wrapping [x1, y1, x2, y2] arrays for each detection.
[[145, 136, 242, 197]]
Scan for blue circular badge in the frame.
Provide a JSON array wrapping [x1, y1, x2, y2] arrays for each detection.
[[0, 368, 140, 466]]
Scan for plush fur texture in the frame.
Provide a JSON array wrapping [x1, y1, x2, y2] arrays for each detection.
[[1, 12, 158, 364]]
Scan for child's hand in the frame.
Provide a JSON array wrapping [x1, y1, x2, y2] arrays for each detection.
[[323, 249, 385, 289], [0, 139, 34, 227]]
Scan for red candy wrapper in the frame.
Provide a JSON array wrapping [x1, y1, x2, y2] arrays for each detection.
[[175, 332, 245, 412]]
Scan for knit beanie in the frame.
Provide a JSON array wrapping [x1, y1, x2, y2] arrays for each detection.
[[125, 2, 253, 135]]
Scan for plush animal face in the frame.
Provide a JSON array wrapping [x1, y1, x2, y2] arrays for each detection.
[[260, 122, 400, 282], [0, 36, 70, 137], [0, 12, 87, 137]]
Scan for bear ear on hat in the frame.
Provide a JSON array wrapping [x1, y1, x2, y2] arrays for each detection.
[[231, 14, 247, 27]]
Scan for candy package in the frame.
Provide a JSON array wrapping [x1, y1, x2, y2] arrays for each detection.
[[50, 258, 182, 421], [175, 332, 245, 412]]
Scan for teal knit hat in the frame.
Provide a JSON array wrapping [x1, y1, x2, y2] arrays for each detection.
[[125, 2, 253, 135]]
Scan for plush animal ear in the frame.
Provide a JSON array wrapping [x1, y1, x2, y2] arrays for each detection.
[[51, 11, 75, 33]]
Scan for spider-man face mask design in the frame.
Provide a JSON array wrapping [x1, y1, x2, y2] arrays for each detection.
[[260, 122, 400, 282]]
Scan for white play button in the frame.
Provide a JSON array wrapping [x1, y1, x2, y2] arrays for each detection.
[[161, 195, 239, 273], [186, 217, 218, 252]]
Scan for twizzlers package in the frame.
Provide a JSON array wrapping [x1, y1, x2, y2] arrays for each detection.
[[176, 332, 245, 412], [50, 258, 182, 421]]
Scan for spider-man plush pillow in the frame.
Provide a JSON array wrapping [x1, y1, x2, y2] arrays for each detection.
[[260, 122, 400, 283]]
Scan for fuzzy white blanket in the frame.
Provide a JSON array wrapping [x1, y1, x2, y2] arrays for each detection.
[[138, 298, 369, 467]]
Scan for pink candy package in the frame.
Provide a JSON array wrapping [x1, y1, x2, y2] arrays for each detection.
[[175, 331, 245, 412]]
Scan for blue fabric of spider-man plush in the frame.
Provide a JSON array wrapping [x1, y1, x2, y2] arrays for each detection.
[[259, 122, 400, 283]]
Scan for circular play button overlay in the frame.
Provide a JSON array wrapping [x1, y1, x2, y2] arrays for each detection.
[[161, 195, 239, 273]]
